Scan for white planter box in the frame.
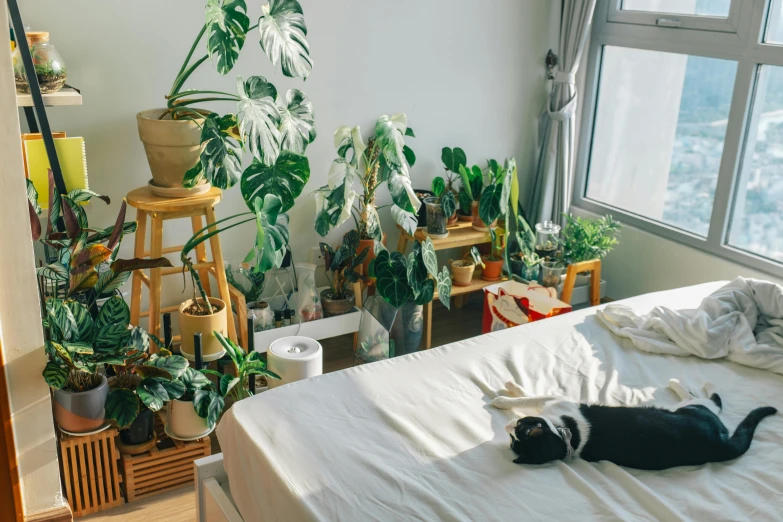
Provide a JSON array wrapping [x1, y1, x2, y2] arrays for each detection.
[[252, 306, 361, 353], [558, 279, 607, 307]]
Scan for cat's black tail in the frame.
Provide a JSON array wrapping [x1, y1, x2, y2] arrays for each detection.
[[721, 407, 777, 460]]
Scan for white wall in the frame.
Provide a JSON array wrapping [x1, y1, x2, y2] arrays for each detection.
[[20, 0, 554, 317]]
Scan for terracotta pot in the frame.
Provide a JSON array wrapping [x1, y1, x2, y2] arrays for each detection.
[[457, 212, 473, 222], [137, 108, 205, 189], [179, 297, 228, 359], [166, 399, 210, 439], [321, 290, 355, 317], [447, 211, 459, 226], [471, 201, 496, 232], [52, 375, 108, 434], [481, 256, 504, 281], [357, 233, 386, 279], [450, 260, 475, 286]]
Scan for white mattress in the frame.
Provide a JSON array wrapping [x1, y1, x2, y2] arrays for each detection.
[[218, 282, 783, 521]]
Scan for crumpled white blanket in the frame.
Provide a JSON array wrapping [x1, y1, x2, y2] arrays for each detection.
[[597, 277, 783, 375]]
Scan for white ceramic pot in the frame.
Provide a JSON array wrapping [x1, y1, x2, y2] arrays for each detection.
[[166, 399, 210, 439]]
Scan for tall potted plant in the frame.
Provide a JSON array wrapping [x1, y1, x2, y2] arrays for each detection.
[[458, 160, 507, 232], [32, 174, 172, 434], [437, 146, 467, 224], [137, 0, 315, 193], [372, 238, 452, 355], [509, 215, 543, 282], [314, 114, 420, 276], [320, 230, 368, 317], [473, 158, 518, 280], [558, 214, 621, 285]]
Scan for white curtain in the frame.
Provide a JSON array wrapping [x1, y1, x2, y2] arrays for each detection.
[[528, 0, 597, 227]]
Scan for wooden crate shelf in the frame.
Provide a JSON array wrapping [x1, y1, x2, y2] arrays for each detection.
[[58, 427, 124, 518], [121, 413, 211, 502]]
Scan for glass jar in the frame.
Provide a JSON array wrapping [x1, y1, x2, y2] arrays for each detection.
[[424, 197, 448, 238], [541, 261, 564, 289], [535, 221, 561, 261], [249, 301, 274, 332], [12, 32, 67, 94]]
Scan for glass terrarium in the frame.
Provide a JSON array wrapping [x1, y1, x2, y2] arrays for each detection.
[[13, 31, 67, 94], [356, 296, 398, 365], [535, 221, 561, 261]]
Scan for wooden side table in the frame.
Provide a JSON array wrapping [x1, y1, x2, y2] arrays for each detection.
[[127, 186, 237, 345], [396, 222, 507, 349]]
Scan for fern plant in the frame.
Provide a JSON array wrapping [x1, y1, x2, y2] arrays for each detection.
[[558, 214, 621, 264]]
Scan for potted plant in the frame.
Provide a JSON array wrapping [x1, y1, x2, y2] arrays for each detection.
[[423, 190, 455, 239], [137, 0, 315, 194], [372, 238, 452, 355], [459, 159, 507, 232], [509, 216, 543, 282], [472, 158, 518, 280], [33, 175, 171, 434], [105, 342, 189, 446], [319, 230, 368, 317], [439, 146, 467, 224], [165, 332, 279, 439], [314, 114, 420, 276], [450, 247, 484, 286], [558, 214, 621, 285]]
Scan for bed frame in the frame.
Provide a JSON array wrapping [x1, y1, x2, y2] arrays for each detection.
[[195, 453, 244, 522]]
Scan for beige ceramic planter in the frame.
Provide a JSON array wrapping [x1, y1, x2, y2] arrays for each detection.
[[179, 298, 228, 359], [137, 108, 205, 188], [450, 260, 475, 286], [166, 399, 210, 439]]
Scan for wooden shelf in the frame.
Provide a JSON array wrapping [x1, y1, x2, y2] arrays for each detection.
[[399, 221, 494, 251], [435, 270, 508, 299], [16, 87, 82, 107]]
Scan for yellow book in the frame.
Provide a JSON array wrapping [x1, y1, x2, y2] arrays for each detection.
[[24, 137, 89, 209]]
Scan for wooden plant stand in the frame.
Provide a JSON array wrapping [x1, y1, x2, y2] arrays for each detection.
[[58, 427, 124, 518], [121, 412, 211, 502], [396, 222, 507, 349]]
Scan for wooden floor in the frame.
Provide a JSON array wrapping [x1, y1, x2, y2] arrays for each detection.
[[82, 296, 485, 520]]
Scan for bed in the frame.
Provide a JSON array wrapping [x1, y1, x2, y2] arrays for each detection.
[[202, 282, 783, 521]]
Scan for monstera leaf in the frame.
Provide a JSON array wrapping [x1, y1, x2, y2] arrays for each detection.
[[479, 184, 502, 227], [258, 0, 312, 79], [199, 113, 242, 189], [105, 388, 140, 428], [205, 0, 250, 75], [252, 195, 290, 272], [375, 114, 409, 173], [334, 125, 366, 164], [276, 88, 316, 154], [241, 152, 309, 213], [374, 250, 411, 308], [441, 147, 467, 173], [387, 169, 420, 213], [436, 266, 452, 310], [391, 205, 417, 236], [237, 75, 281, 166], [363, 205, 382, 242]]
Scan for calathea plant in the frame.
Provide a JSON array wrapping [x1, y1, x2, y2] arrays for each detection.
[[314, 114, 421, 240], [166, 0, 316, 194], [373, 237, 452, 310]]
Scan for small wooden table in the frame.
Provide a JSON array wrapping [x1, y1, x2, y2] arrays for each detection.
[[396, 222, 506, 349]]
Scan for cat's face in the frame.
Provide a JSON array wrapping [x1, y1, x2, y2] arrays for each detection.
[[506, 417, 567, 464]]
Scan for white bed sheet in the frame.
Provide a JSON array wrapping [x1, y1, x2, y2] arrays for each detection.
[[218, 282, 783, 521]]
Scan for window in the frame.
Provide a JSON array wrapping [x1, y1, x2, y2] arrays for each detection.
[[575, 0, 783, 277]]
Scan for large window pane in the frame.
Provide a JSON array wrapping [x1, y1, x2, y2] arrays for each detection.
[[586, 46, 737, 236], [621, 0, 730, 17], [765, 0, 783, 43], [728, 66, 783, 262]]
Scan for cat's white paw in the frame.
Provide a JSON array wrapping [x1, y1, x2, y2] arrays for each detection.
[[491, 396, 518, 410], [703, 382, 717, 398], [668, 378, 691, 401], [504, 381, 527, 397]]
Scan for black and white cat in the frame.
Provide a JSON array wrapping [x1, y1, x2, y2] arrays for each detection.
[[492, 380, 777, 470]]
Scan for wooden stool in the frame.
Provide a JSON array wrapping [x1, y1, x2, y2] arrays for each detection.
[[560, 259, 601, 307], [127, 186, 237, 344]]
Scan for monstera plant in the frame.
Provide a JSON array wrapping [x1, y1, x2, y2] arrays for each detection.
[[33, 171, 172, 434], [161, 0, 315, 194], [314, 114, 420, 243]]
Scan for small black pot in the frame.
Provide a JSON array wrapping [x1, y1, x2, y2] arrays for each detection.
[[120, 408, 154, 445], [414, 189, 434, 228]]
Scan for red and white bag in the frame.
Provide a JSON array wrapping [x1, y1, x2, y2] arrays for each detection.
[[482, 281, 572, 333]]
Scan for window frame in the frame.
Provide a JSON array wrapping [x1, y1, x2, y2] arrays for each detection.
[[607, 0, 744, 33], [573, 0, 783, 278]]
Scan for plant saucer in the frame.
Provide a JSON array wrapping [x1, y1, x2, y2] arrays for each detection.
[[148, 179, 211, 198], [164, 423, 215, 442], [60, 422, 112, 437]]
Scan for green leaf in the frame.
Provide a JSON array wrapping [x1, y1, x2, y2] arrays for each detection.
[[276, 88, 316, 154], [453, 148, 467, 172], [144, 355, 189, 380], [458, 187, 472, 214], [413, 279, 435, 305], [46, 299, 76, 342], [93, 270, 131, 298], [507, 157, 519, 220], [194, 389, 225, 427], [37, 262, 69, 281], [458, 165, 475, 201], [436, 266, 452, 310], [27, 178, 42, 215], [180, 367, 212, 391], [219, 374, 241, 397], [200, 113, 242, 190], [432, 177, 446, 197], [205, 0, 250, 75], [479, 184, 501, 227], [67, 188, 110, 205], [375, 114, 410, 172], [387, 169, 419, 213], [241, 152, 309, 213], [95, 296, 130, 331], [43, 361, 68, 389], [421, 238, 438, 278], [105, 388, 140, 428], [237, 75, 281, 166], [258, 0, 312, 79], [403, 145, 416, 167], [251, 195, 290, 272], [66, 301, 94, 343], [94, 323, 131, 351], [183, 161, 204, 189], [158, 379, 186, 401], [440, 191, 456, 217], [374, 250, 411, 308], [137, 377, 169, 411], [391, 205, 417, 237], [135, 365, 172, 380], [63, 342, 93, 355], [363, 205, 382, 242]]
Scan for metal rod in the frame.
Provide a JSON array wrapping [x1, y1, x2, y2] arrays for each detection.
[[23, 106, 38, 132], [163, 313, 174, 354], [247, 318, 255, 395], [193, 333, 203, 370]]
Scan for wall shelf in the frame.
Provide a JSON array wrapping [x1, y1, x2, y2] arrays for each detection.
[[16, 86, 82, 107]]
